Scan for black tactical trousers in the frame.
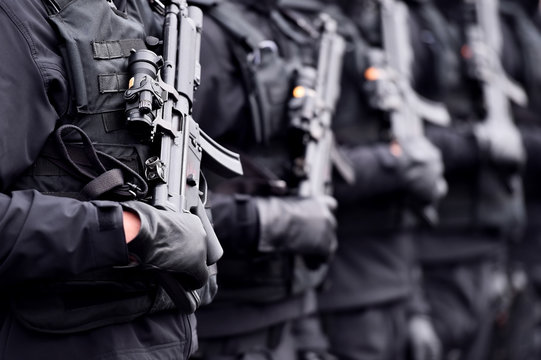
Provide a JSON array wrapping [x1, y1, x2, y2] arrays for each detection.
[[321, 300, 408, 360], [421, 259, 496, 360], [492, 281, 537, 360], [490, 278, 538, 360], [193, 322, 296, 360]]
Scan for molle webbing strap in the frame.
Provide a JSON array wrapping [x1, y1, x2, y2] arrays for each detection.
[[92, 39, 147, 59], [98, 73, 130, 93]]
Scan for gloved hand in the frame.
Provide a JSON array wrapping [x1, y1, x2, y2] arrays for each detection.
[[395, 137, 447, 205], [474, 122, 525, 172], [255, 196, 337, 261], [121, 200, 209, 289], [408, 315, 442, 360], [196, 264, 219, 307]]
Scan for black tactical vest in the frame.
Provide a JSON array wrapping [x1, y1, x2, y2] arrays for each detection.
[[8, 0, 195, 334], [14, 0, 153, 199]]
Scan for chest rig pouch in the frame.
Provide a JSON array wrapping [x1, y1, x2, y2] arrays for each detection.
[[9, 0, 187, 334], [50, 0, 148, 114]]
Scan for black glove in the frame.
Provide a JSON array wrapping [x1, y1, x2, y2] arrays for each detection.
[[255, 196, 338, 261], [196, 264, 219, 307], [396, 137, 447, 205], [408, 315, 442, 360], [474, 122, 525, 172], [121, 200, 209, 290]]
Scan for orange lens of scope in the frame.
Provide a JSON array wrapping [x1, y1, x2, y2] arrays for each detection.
[[390, 141, 403, 157], [365, 67, 381, 81], [293, 86, 306, 98], [461, 45, 473, 59]]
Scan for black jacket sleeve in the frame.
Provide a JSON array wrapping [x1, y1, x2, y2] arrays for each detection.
[[0, 1, 128, 287], [425, 123, 479, 172], [333, 144, 405, 205]]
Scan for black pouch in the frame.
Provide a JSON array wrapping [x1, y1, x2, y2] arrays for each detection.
[[214, 254, 292, 304], [246, 42, 293, 143], [44, 0, 148, 114], [206, 1, 294, 143]]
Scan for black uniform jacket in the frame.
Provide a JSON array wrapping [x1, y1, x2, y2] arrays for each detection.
[[0, 1, 195, 359]]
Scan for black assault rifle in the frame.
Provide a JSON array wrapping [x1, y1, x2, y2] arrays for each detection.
[[288, 13, 353, 198], [460, 0, 526, 237], [285, 11, 352, 287], [365, 0, 451, 224], [462, 0, 527, 126], [460, 0, 527, 357], [124, 0, 243, 304]]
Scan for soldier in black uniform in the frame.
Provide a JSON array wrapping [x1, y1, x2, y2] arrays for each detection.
[[312, 1, 446, 359], [0, 0, 213, 359], [408, 0, 526, 358], [499, 0, 541, 358], [191, 0, 338, 359]]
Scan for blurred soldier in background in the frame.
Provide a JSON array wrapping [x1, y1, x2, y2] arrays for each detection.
[[500, 0, 541, 358], [408, 0, 526, 359], [190, 0, 339, 358], [272, 2, 349, 359], [312, 1, 447, 359]]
